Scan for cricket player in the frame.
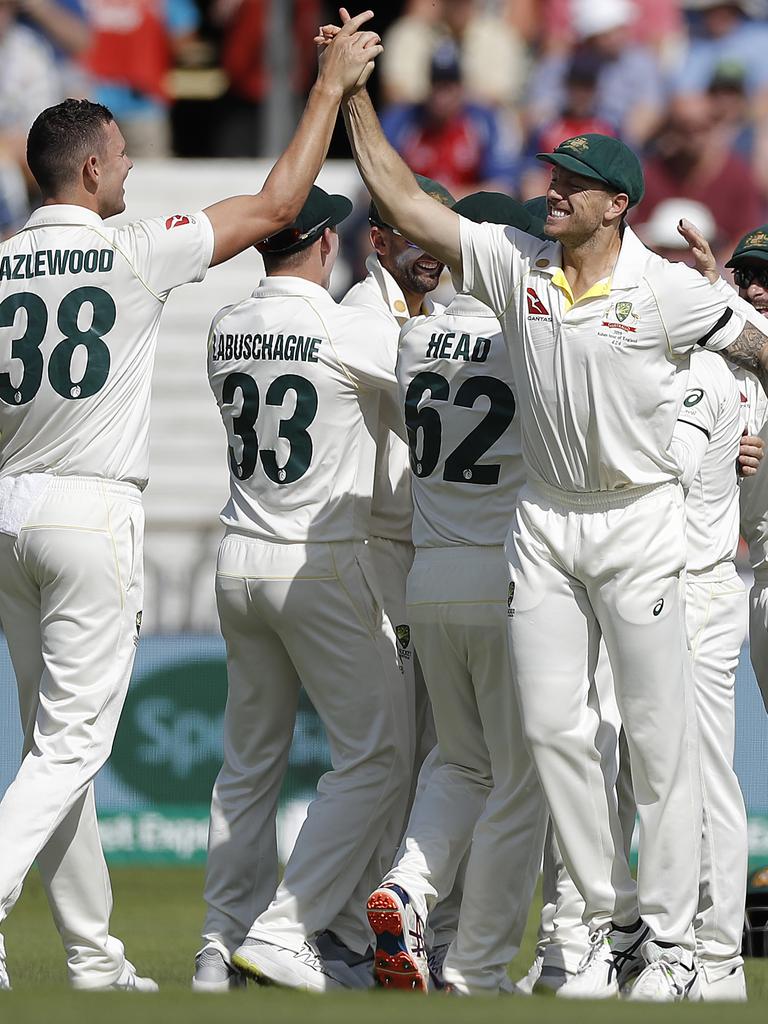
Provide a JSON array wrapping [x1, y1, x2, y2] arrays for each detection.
[[715, 228, 768, 714], [522, 348, 751, 1001], [320, 174, 455, 971], [321, 10, 768, 998], [0, 14, 382, 992], [366, 191, 548, 994], [203, 185, 411, 994]]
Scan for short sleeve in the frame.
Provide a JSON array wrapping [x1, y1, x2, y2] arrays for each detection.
[[121, 211, 215, 298], [676, 359, 723, 441], [458, 218, 526, 317], [652, 262, 745, 355]]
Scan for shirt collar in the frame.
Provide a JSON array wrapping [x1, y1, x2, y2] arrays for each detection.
[[365, 253, 435, 324], [445, 292, 498, 318], [20, 204, 106, 230], [251, 276, 335, 303], [531, 225, 647, 300]]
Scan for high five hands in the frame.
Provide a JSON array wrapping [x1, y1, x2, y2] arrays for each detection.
[[316, 8, 377, 95]]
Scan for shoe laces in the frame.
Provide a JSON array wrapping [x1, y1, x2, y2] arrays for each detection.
[[295, 943, 332, 975], [577, 928, 609, 973], [637, 959, 682, 996]]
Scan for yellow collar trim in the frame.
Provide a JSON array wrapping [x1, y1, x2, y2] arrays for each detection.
[[550, 268, 612, 311]]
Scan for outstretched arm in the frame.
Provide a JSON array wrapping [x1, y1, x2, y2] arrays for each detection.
[[204, 10, 381, 267], [342, 87, 462, 270]]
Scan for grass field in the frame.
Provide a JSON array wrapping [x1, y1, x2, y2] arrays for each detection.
[[4, 866, 768, 1022]]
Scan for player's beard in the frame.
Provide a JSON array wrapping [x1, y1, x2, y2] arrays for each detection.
[[392, 249, 444, 295]]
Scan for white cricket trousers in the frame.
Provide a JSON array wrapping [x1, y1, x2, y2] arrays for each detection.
[[507, 480, 701, 950], [537, 648, 633, 973], [683, 566, 748, 980], [327, 535, 446, 953], [748, 570, 768, 714], [203, 533, 411, 956], [0, 476, 144, 988], [385, 545, 546, 992]]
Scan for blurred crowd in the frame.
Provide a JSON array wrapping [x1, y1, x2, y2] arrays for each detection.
[[3, 0, 768, 271]]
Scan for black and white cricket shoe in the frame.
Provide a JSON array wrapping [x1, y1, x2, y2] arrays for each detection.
[[556, 919, 649, 999], [366, 884, 429, 992]]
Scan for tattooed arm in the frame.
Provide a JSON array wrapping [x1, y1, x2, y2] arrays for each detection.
[[720, 320, 768, 393]]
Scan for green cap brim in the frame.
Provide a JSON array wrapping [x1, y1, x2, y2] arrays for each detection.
[[536, 151, 614, 190], [260, 194, 353, 256], [725, 248, 768, 269]]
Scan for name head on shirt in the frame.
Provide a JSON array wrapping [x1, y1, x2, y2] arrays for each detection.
[[425, 331, 491, 362], [211, 332, 323, 363], [0, 248, 114, 281]]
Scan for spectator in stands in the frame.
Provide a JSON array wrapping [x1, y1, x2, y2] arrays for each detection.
[[18, 0, 89, 58], [211, 0, 321, 158], [0, 0, 60, 235], [673, 1, 768, 117], [82, 0, 201, 157], [380, 0, 527, 108], [536, 0, 683, 64], [381, 41, 519, 197], [639, 197, 718, 266], [636, 93, 766, 260], [525, 0, 664, 146], [519, 51, 617, 198]]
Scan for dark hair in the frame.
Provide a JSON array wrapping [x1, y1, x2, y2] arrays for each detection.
[[26, 99, 115, 195], [262, 244, 315, 275]]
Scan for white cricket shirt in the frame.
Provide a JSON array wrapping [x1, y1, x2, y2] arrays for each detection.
[[397, 292, 523, 547], [672, 350, 741, 573], [207, 275, 401, 542], [342, 254, 440, 543], [458, 220, 746, 492], [733, 365, 768, 572], [0, 204, 214, 487]]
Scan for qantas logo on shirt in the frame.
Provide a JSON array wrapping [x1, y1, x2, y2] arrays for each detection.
[[165, 214, 192, 230], [526, 287, 550, 319]]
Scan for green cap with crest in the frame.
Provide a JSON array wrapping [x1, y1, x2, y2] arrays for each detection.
[[725, 225, 768, 268], [536, 133, 644, 208]]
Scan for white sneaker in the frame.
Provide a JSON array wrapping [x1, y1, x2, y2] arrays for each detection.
[[534, 964, 573, 994], [625, 942, 700, 1002], [103, 960, 158, 992], [513, 951, 543, 995], [367, 884, 429, 992], [557, 920, 649, 999], [698, 965, 747, 1002], [192, 942, 246, 993], [314, 930, 374, 989], [0, 934, 10, 991], [232, 937, 342, 992]]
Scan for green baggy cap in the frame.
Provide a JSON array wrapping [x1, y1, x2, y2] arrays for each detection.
[[725, 225, 768, 268], [453, 191, 547, 239], [536, 133, 644, 208], [257, 184, 353, 255], [369, 174, 455, 229]]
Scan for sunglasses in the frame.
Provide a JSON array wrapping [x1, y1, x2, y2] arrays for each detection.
[[733, 266, 768, 290]]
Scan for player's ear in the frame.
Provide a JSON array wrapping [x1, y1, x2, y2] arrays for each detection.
[[370, 225, 387, 257], [82, 153, 99, 195], [606, 191, 629, 225]]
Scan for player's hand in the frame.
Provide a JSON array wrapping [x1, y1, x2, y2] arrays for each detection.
[[316, 8, 382, 98], [738, 430, 764, 476], [677, 218, 718, 284]]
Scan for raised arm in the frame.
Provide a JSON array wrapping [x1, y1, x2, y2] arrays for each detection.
[[204, 10, 381, 267], [341, 88, 462, 271]]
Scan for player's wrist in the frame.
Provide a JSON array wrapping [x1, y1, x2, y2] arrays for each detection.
[[311, 77, 345, 104]]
